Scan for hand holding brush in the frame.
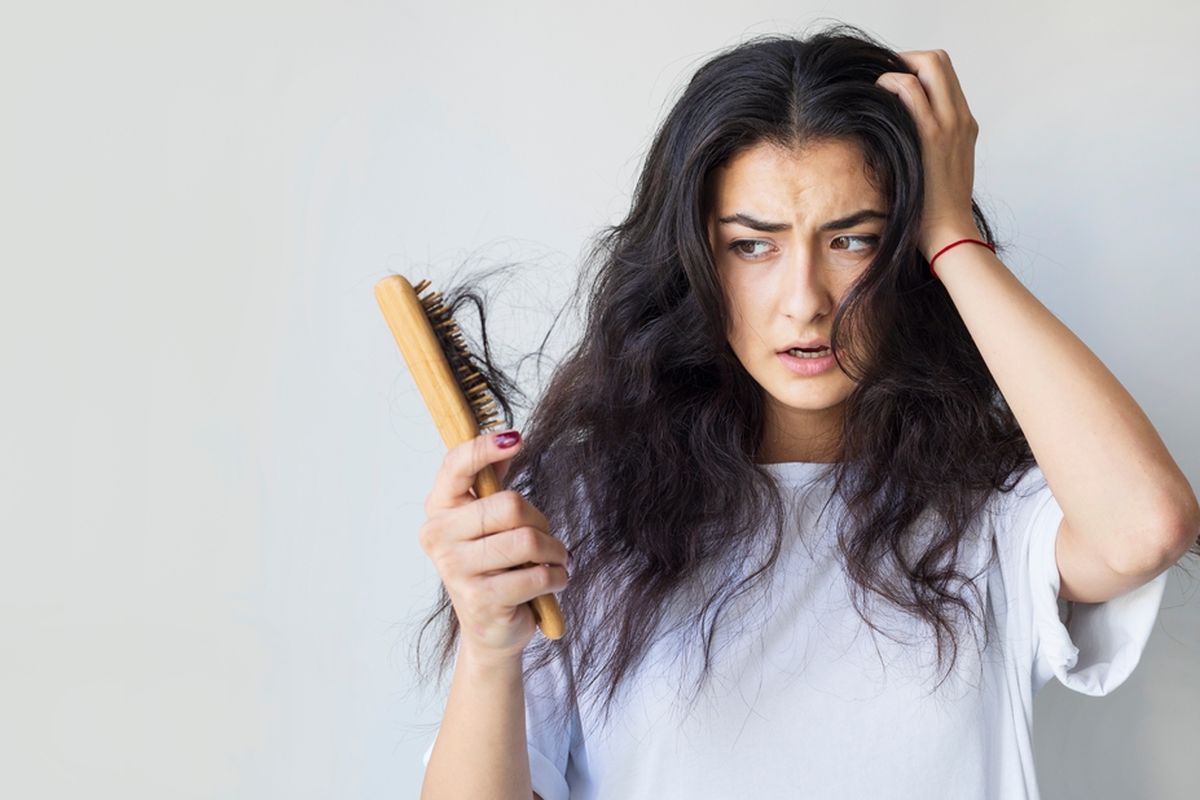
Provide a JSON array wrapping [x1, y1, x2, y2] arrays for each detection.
[[374, 274, 568, 642]]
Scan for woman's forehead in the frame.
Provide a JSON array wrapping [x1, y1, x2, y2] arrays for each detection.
[[710, 140, 883, 218]]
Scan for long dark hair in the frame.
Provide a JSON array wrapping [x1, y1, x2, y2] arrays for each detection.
[[408, 22, 1199, 739]]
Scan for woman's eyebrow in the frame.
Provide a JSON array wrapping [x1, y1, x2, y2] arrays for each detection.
[[717, 209, 889, 232]]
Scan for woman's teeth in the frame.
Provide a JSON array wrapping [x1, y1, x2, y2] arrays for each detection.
[[787, 347, 831, 359]]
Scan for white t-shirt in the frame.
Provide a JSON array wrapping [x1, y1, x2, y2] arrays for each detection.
[[420, 462, 1168, 799]]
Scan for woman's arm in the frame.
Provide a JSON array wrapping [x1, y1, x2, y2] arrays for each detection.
[[876, 49, 1199, 604], [421, 646, 537, 800], [933, 234, 1198, 600]]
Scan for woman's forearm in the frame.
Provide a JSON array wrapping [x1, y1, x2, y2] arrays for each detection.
[[932, 229, 1199, 572], [421, 644, 535, 800]]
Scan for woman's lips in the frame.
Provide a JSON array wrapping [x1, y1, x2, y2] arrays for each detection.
[[777, 349, 836, 376]]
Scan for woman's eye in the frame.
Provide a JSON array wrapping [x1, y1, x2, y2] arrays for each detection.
[[831, 235, 879, 254], [728, 236, 879, 261], [728, 239, 772, 259]]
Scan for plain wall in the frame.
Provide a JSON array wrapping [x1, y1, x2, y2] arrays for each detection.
[[2, 1, 1197, 797]]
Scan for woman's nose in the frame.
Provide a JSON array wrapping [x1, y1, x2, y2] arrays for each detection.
[[779, 247, 832, 318]]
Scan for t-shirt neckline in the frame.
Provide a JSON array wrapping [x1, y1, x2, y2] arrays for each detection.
[[759, 460, 837, 486]]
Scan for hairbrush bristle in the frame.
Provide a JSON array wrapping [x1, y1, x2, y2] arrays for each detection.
[[412, 278, 504, 433]]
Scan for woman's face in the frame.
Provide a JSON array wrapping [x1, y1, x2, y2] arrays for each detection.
[[706, 138, 887, 461]]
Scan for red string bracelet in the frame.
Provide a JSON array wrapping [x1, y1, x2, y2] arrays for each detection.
[[928, 238, 996, 279]]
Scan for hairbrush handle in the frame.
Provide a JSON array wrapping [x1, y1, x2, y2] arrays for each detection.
[[373, 274, 566, 640]]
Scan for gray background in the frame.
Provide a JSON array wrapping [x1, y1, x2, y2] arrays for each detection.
[[3, 1, 1197, 798]]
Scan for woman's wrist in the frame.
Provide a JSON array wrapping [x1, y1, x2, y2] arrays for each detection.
[[921, 221, 985, 264]]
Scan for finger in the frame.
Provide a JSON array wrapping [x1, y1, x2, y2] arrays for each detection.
[[932, 49, 970, 116], [876, 71, 937, 133], [428, 429, 523, 512], [894, 51, 952, 123], [494, 452, 515, 487], [478, 561, 569, 609], [896, 49, 971, 124], [464, 526, 571, 578], [441, 487, 552, 545]]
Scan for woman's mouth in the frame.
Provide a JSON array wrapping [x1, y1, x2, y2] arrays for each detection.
[[777, 348, 836, 375]]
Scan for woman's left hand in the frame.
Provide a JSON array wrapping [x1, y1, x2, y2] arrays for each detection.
[[876, 50, 982, 261]]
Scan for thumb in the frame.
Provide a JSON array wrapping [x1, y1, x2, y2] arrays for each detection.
[[494, 457, 512, 487], [490, 429, 522, 487]]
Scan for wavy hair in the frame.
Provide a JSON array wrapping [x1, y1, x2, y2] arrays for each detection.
[[408, 22, 1199, 738]]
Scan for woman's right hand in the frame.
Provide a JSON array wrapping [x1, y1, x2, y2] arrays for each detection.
[[418, 429, 571, 664]]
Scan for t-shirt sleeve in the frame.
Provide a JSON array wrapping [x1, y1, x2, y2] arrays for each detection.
[[420, 645, 585, 800], [998, 465, 1169, 697]]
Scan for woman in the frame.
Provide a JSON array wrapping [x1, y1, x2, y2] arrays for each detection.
[[415, 23, 1199, 799]]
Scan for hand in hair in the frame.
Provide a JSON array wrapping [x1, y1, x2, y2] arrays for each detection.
[[876, 49, 983, 261]]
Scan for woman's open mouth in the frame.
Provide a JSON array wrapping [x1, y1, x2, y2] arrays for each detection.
[[777, 347, 835, 376]]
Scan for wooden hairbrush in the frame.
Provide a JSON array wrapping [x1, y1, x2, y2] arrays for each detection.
[[373, 274, 566, 640]]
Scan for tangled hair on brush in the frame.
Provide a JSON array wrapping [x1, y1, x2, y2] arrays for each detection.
[[406, 21, 1200, 739]]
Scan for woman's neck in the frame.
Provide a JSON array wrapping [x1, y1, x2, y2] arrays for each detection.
[[758, 404, 845, 464]]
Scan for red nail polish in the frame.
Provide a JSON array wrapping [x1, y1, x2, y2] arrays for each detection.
[[495, 430, 520, 448]]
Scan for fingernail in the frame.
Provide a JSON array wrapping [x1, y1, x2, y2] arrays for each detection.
[[495, 430, 520, 449]]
